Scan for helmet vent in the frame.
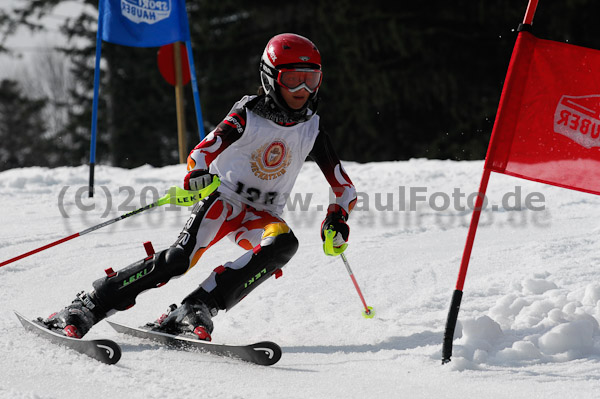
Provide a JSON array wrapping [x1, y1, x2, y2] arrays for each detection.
[[283, 44, 291, 49]]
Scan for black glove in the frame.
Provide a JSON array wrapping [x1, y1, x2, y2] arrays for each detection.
[[184, 170, 213, 191], [320, 204, 350, 247]]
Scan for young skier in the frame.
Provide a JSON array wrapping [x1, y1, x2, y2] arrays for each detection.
[[44, 33, 357, 341]]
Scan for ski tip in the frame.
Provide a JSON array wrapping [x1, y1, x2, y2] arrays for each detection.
[[15, 310, 122, 365], [249, 341, 282, 366], [93, 339, 122, 365], [13, 310, 32, 326]]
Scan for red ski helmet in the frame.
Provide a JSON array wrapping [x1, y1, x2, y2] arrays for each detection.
[[260, 33, 322, 115]]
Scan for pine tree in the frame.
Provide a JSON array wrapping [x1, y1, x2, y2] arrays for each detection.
[[4, 0, 600, 166], [0, 79, 50, 170]]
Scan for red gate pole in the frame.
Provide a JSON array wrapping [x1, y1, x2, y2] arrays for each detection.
[[441, 169, 491, 364], [523, 0, 539, 25], [441, 0, 539, 365], [454, 168, 492, 293]]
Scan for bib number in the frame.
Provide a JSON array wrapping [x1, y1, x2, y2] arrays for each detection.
[[236, 182, 278, 205]]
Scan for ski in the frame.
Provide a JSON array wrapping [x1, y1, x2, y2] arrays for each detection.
[[14, 311, 121, 365], [107, 320, 282, 366]]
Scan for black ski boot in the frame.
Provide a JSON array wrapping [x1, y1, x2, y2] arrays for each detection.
[[148, 299, 217, 341], [43, 292, 105, 338]]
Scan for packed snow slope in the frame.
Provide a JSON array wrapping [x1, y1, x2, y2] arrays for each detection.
[[2, 160, 600, 399]]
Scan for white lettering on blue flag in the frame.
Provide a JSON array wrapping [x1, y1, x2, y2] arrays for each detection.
[[102, 0, 188, 47], [121, 0, 171, 24]]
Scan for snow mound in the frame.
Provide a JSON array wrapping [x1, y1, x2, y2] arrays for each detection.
[[452, 276, 600, 370]]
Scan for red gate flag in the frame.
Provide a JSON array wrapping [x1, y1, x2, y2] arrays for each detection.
[[485, 31, 600, 195]]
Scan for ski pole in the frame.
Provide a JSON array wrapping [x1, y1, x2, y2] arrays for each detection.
[[340, 253, 375, 319], [323, 229, 374, 318], [0, 176, 220, 268]]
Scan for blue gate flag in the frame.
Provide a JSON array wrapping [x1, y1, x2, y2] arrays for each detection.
[[90, 0, 204, 198], [101, 0, 190, 47]]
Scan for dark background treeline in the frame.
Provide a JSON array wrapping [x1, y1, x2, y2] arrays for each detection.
[[2, 0, 600, 171]]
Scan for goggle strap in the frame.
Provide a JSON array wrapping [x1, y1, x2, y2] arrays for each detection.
[[260, 61, 278, 78]]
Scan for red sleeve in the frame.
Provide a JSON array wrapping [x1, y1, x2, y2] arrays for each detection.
[[309, 129, 357, 216], [186, 109, 247, 172]]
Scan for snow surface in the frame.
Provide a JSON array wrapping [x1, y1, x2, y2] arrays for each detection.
[[2, 160, 600, 398]]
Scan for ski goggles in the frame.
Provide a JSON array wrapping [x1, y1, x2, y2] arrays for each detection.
[[276, 68, 322, 93]]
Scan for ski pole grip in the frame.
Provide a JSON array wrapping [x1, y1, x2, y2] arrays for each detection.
[[323, 229, 348, 256]]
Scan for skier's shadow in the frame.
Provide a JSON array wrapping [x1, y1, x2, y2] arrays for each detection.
[[282, 330, 442, 354]]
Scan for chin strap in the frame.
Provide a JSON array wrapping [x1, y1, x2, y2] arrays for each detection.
[[249, 95, 315, 125]]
